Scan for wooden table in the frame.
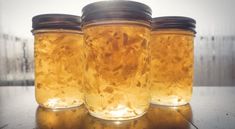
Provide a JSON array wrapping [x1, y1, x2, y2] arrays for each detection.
[[0, 86, 235, 129]]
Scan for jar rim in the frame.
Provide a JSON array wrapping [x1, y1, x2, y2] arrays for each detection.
[[82, 19, 151, 29], [32, 29, 83, 35], [151, 28, 195, 36]]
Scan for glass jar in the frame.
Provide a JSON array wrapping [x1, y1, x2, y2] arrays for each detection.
[[82, 1, 152, 120], [150, 16, 196, 106], [32, 14, 84, 109]]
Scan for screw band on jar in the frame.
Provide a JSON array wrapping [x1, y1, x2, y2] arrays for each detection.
[[81, 1, 152, 27], [32, 14, 82, 31], [152, 16, 196, 34]]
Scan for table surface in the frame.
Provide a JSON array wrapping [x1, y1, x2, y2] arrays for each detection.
[[0, 86, 235, 129]]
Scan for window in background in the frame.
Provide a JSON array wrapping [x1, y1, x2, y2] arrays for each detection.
[[0, 0, 234, 86]]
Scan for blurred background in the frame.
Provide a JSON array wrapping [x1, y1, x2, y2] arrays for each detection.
[[0, 0, 234, 86]]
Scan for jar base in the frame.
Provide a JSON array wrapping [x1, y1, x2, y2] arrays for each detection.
[[151, 100, 189, 107], [38, 98, 84, 109], [39, 103, 83, 110], [88, 110, 147, 120]]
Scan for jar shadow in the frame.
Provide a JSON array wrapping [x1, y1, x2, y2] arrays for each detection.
[[36, 105, 87, 129], [35, 104, 193, 129], [146, 104, 194, 129], [81, 113, 150, 129]]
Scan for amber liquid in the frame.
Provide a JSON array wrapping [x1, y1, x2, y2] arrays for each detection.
[[35, 31, 84, 109], [150, 30, 194, 106], [83, 23, 150, 120]]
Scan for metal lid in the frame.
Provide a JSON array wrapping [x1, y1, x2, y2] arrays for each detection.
[[152, 16, 196, 33], [32, 14, 81, 31], [81, 1, 152, 25]]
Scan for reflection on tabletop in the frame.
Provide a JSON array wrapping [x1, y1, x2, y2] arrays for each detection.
[[146, 104, 193, 129], [36, 104, 193, 129], [36, 106, 87, 129]]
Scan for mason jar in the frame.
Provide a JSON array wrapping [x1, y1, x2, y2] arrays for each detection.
[[150, 16, 196, 106], [82, 1, 152, 120], [32, 14, 84, 109]]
